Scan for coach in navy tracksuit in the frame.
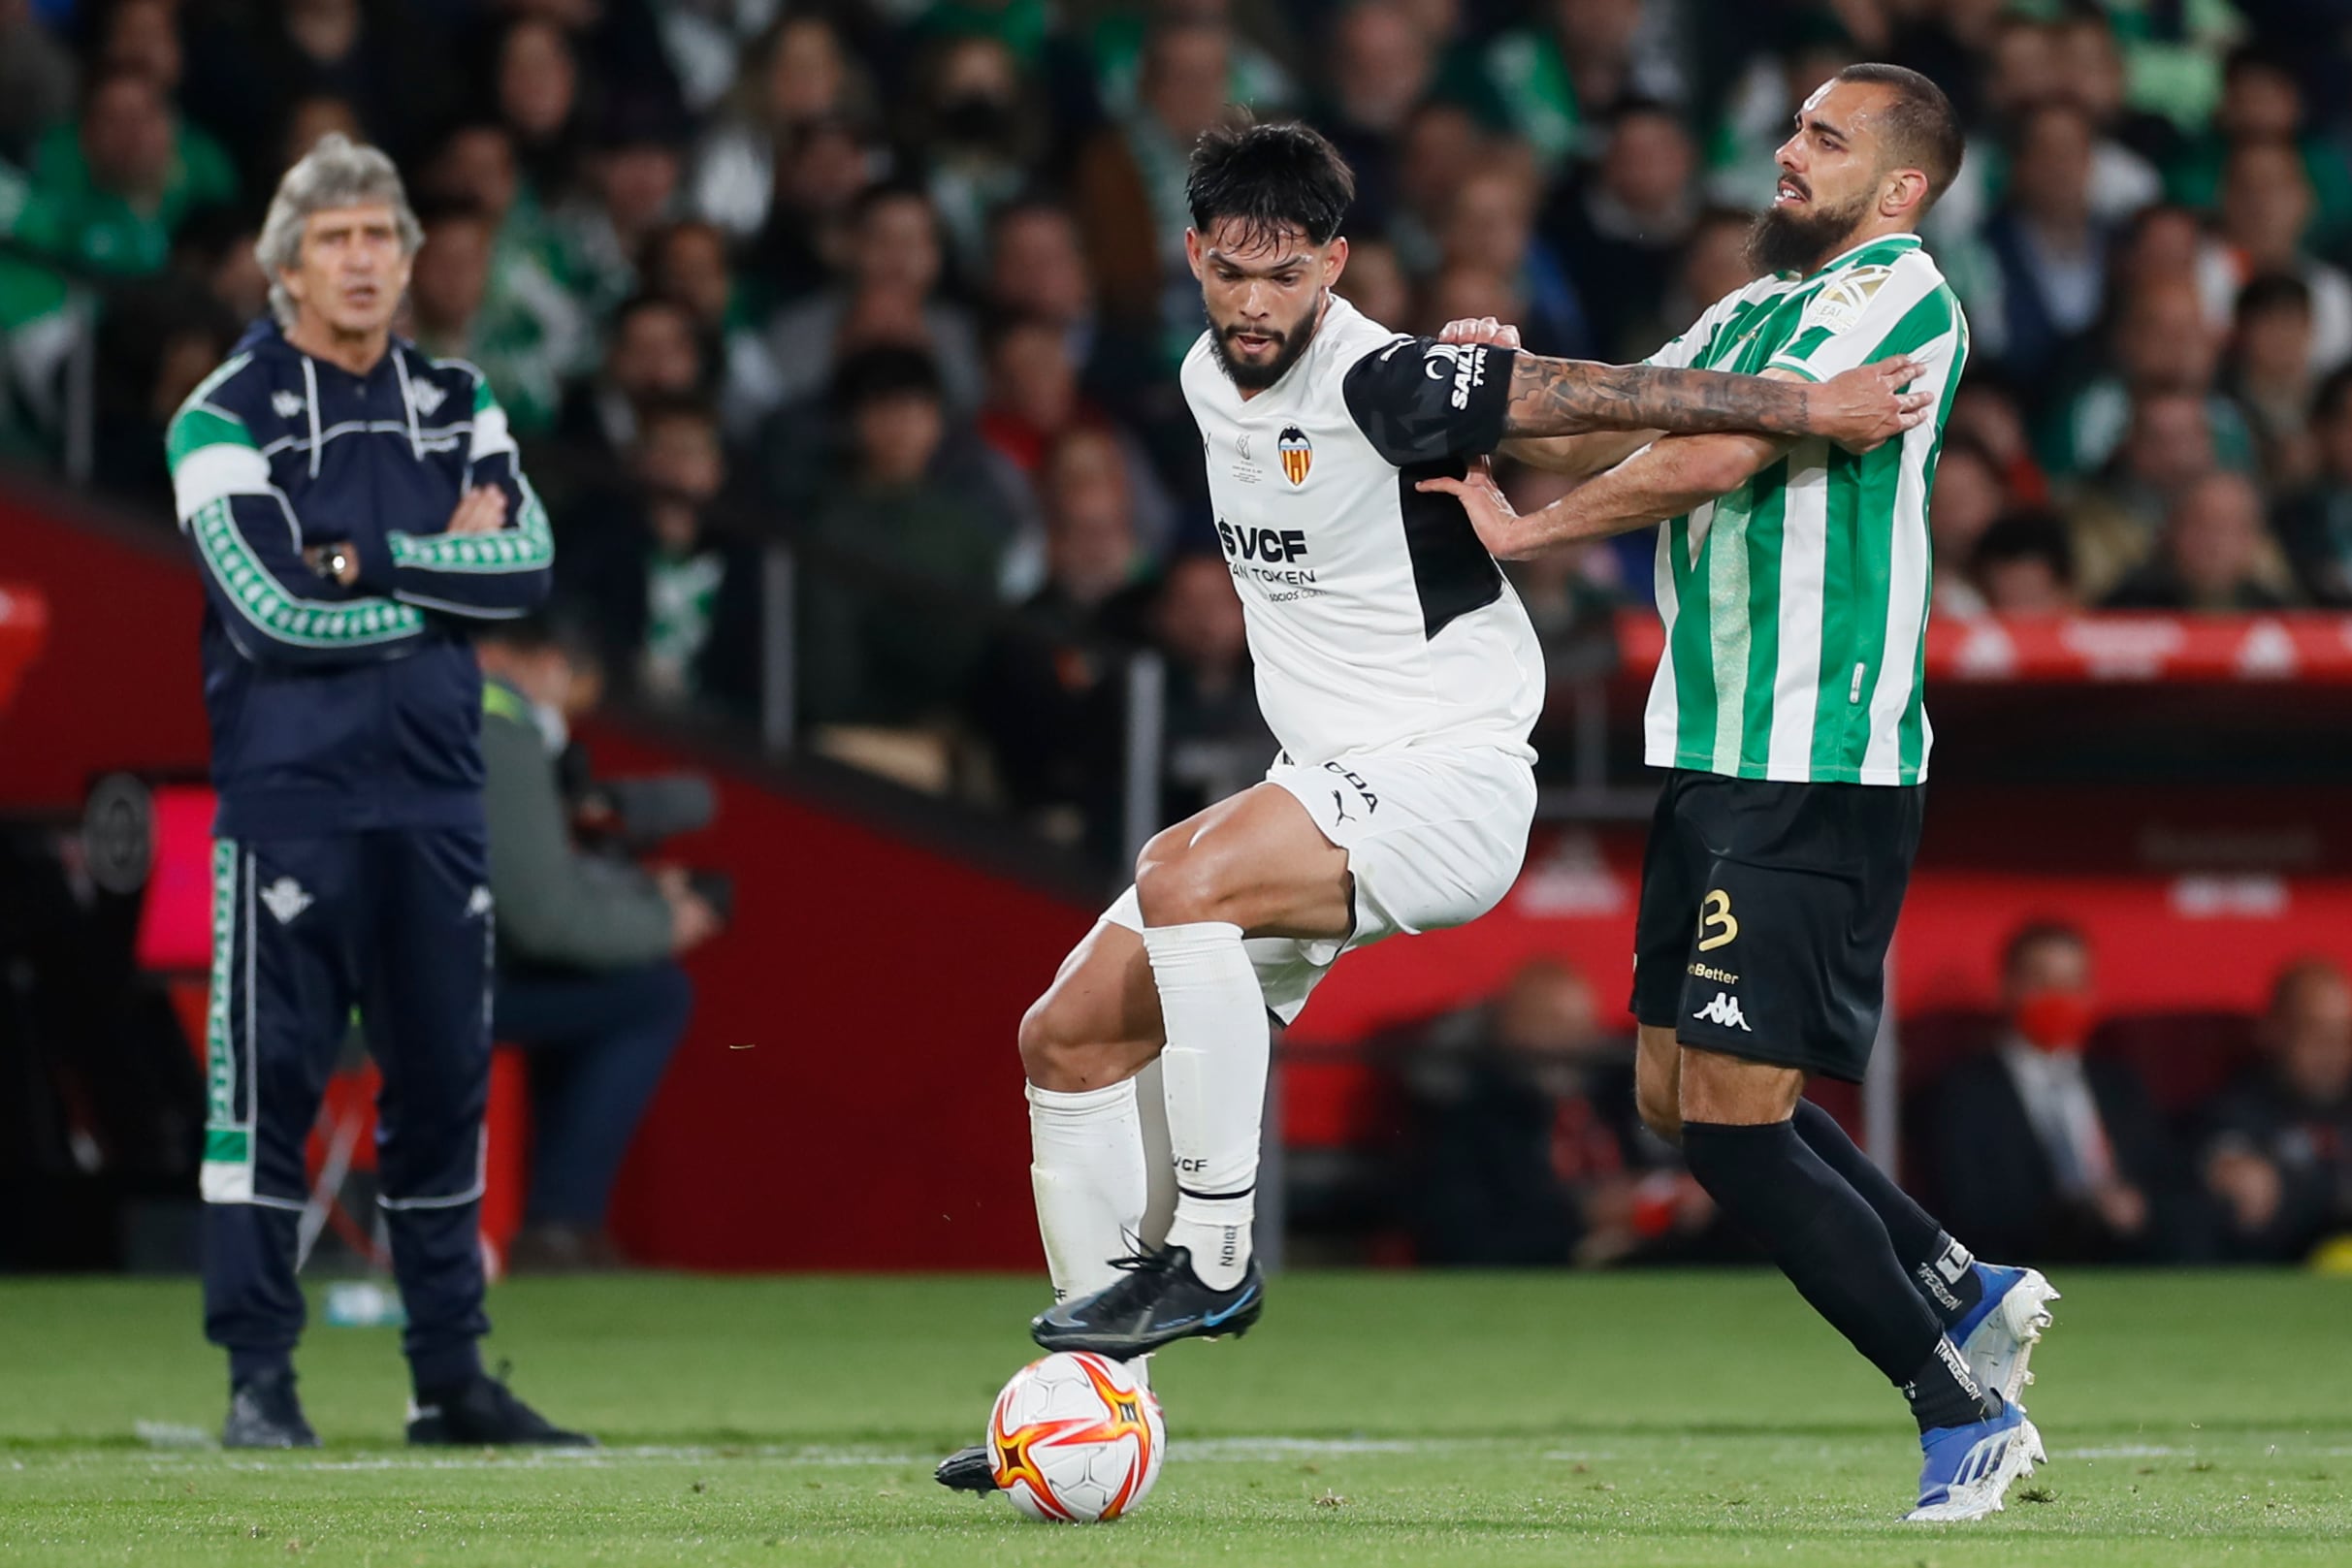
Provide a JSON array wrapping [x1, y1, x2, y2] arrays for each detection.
[[166, 134, 589, 1449]]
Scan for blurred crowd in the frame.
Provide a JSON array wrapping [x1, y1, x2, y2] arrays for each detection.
[[1402, 935, 2352, 1269], [8, 1, 2352, 846]]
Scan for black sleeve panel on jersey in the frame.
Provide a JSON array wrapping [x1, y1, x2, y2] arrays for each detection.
[[1340, 337, 1520, 465]]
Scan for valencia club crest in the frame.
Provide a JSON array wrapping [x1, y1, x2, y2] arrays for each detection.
[[1277, 426, 1312, 485]]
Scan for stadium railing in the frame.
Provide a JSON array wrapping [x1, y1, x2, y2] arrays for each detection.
[[0, 235, 100, 482], [516, 432, 1174, 881]]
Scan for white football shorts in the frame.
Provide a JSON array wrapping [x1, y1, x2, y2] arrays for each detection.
[[1101, 744, 1536, 1024]]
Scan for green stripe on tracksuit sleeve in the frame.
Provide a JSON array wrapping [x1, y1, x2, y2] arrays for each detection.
[[188, 498, 427, 650], [385, 375, 556, 580], [165, 353, 255, 468], [167, 404, 256, 466]]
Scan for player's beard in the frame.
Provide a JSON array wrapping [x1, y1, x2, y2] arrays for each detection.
[[1746, 185, 1875, 276], [1208, 289, 1324, 391]]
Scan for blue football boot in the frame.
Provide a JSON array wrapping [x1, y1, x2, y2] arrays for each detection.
[[1907, 1396, 2045, 1522]]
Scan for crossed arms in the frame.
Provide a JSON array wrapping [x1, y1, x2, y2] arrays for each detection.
[[169, 368, 553, 666], [1436, 320, 1918, 560], [1498, 348, 1926, 451]]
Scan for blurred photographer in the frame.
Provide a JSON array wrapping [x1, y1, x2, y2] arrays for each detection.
[[1406, 958, 1719, 1268], [475, 617, 723, 1271]]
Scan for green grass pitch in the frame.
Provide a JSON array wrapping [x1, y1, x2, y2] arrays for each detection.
[[1, 1271, 2346, 1565]]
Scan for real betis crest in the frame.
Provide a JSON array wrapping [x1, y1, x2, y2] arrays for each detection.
[[1800, 264, 1895, 336], [1278, 426, 1312, 485]]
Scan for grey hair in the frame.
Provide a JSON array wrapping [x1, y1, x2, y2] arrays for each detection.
[[255, 133, 423, 328]]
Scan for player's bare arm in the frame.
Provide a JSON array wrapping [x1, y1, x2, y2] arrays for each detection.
[[1420, 427, 1792, 560], [1500, 351, 1928, 452], [1429, 317, 1645, 479]]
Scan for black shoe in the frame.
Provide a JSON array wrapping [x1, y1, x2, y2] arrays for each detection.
[[406, 1363, 596, 1447], [1031, 1244, 1264, 1357], [222, 1368, 320, 1450], [935, 1444, 1001, 1493]]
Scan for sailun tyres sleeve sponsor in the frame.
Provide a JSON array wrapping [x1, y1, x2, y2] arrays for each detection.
[[1338, 336, 1519, 465]]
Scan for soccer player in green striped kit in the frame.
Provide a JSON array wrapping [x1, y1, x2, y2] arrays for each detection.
[[1427, 65, 2060, 1521]]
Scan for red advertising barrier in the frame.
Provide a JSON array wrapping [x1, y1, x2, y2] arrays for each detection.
[[1619, 608, 2352, 684], [0, 582, 48, 717], [0, 495, 209, 811], [9, 480, 2352, 1268], [0, 483, 1086, 1271], [1288, 821, 2352, 1047], [576, 726, 1094, 1270]]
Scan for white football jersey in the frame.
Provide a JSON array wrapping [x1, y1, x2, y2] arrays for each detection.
[[1180, 295, 1543, 767]]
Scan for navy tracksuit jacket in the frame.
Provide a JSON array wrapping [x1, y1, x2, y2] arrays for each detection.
[[168, 319, 552, 1391]]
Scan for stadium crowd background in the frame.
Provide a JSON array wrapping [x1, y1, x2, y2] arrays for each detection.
[[1, 0, 2348, 1273], [9, 2, 2352, 793]]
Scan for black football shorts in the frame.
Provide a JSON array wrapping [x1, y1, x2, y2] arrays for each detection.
[[1630, 769, 1924, 1083]]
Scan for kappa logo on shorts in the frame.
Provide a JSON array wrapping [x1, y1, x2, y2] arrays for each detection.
[[1693, 991, 1752, 1032], [259, 877, 312, 924]]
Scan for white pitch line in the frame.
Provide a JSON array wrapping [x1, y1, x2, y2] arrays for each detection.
[[100, 1435, 1529, 1474], [1177, 1437, 1476, 1459], [133, 1421, 213, 1449], [80, 1434, 2352, 1477], [2060, 1457, 2352, 1466]]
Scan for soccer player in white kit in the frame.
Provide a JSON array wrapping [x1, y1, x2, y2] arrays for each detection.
[[937, 118, 1929, 1492]]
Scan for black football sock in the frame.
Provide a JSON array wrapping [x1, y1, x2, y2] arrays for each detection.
[[1683, 1119, 1989, 1433], [1904, 1337, 2001, 1432], [1791, 1100, 1983, 1328]]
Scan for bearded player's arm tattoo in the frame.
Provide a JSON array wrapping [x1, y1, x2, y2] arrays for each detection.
[[1499, 354, 1822, 439]]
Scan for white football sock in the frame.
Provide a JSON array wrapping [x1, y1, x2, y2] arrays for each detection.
[[1144, 920, 1266, 1291], [1122, 1061, 1172, 1393], [1027, 1078, 1147, 1302], [1133, 1057, 1176, 1251]]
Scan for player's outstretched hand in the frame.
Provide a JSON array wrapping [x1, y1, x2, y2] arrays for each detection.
[[1416, 457, 1532, 559], [1438, 315, 1522, 349], [1817, 357, 1934, 453]]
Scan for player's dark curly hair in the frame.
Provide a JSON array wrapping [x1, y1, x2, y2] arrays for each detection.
[[1185, 118, 1355, 249]]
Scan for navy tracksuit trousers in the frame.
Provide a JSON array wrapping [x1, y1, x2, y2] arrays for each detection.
[[200, 828, 492, 1394]]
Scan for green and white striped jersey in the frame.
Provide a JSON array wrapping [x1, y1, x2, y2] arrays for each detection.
[[1642, 233, 1967, 786]]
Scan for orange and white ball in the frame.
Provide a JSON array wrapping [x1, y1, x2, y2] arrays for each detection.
[[986, 1352, 1166, 1522]]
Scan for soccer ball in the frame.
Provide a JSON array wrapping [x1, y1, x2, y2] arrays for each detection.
[[986, 1351, 1166, 1522]]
